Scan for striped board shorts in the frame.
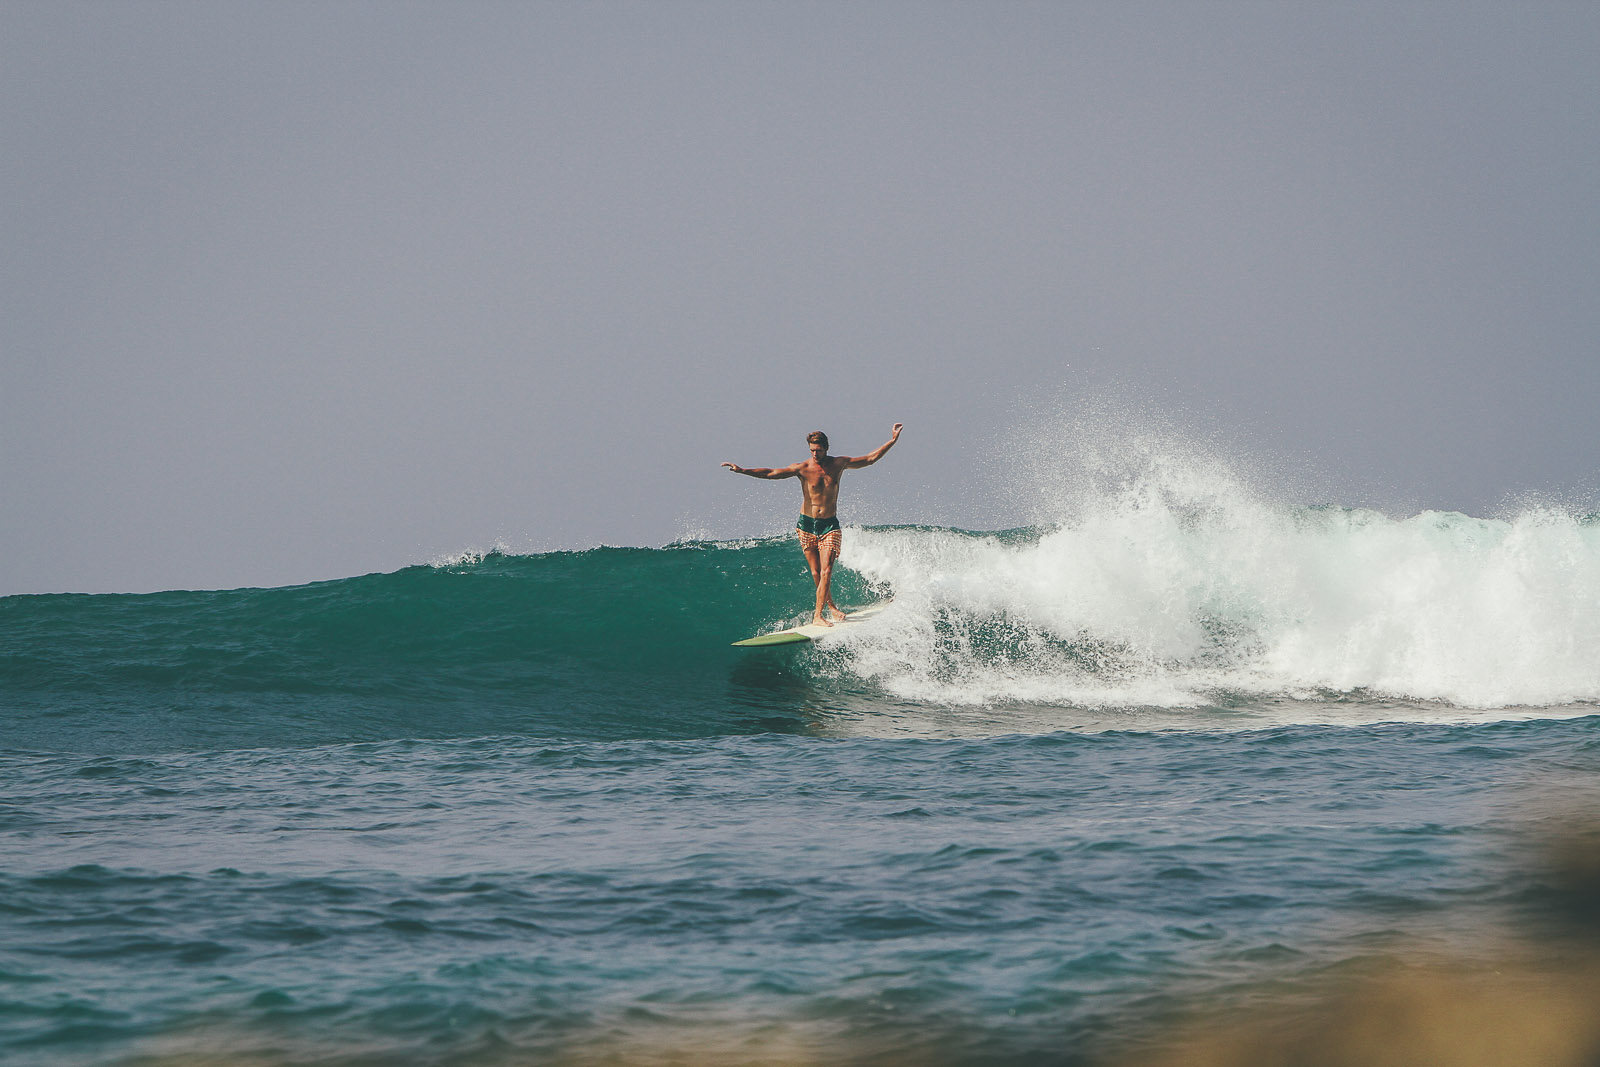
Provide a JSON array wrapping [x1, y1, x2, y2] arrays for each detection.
[[796, 514, 842, 560]]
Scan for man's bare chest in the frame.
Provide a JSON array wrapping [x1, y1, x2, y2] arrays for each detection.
[[800, 465, 841, 493]]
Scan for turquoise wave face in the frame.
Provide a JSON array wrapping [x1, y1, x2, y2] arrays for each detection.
[[0, 541, 888, 754]]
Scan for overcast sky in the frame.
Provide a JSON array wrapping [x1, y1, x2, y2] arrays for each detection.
[[4, 2, 1597, 594]]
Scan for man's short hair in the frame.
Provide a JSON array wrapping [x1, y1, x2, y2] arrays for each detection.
[[807, 431, 829, 450]]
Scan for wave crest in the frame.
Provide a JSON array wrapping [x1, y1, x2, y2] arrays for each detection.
[[839, 453, 1600, 709]]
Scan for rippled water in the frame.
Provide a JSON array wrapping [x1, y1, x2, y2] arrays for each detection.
[[5, 719, 1594, 1065]]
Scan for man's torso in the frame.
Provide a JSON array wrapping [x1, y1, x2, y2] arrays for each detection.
[[797, 457, 846, 518]]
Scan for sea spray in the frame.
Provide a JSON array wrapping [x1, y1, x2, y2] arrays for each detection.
[[839, 446, 1600, 709]]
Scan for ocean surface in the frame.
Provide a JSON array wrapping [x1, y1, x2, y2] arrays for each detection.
[[6, 476, 1600, 1064]]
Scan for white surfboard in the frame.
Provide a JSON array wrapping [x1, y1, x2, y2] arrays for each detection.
[[732, 603, 889, 647]]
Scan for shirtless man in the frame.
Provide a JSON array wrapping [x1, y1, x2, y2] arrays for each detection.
[[723, 424, 903, 626]]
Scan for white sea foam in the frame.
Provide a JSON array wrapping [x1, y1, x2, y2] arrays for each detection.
[[835, 440, 1600, 711], [428, 541, 515, 568]]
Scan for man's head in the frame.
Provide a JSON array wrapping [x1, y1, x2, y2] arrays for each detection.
[[806, 431, 829, 460]]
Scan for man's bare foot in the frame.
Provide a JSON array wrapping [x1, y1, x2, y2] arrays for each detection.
[[828, 607, 849, 622], [812, 614, 833, 627]]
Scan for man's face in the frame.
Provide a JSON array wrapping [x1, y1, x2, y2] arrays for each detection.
[[808, 440, 827, 461]]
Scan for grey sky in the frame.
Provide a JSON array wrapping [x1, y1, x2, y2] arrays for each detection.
[[4, 2, 1597, 594]]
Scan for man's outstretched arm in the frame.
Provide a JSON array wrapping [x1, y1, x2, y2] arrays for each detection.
[[722, 461, 801, 479], [843, 423, 903, 469]]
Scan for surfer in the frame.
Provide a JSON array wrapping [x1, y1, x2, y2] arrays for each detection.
[[723, 424, 903, 627]]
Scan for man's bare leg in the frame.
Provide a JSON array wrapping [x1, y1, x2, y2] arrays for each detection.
[[816, 550, 848, 626], [825, 575, 847, 623], [801, 542, 833, 627], [813, 553, 833, 626], [823, 538, 847, 622]]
